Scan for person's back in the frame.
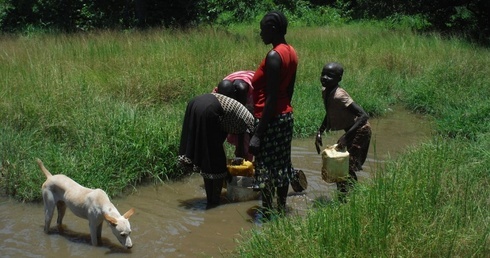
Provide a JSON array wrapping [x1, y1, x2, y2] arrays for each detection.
[[251, 44, 297, 118]]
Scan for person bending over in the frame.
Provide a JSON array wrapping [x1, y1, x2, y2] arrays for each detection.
[[178, 90, 254, 208]]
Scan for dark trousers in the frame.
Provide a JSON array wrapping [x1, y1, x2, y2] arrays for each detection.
[[337, 122, 371, 201]]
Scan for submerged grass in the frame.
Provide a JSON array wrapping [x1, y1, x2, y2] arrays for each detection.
[[0, 23, 489, 256]]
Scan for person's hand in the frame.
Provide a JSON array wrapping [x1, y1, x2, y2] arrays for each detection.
[[231, 157, 244, 165], [249, 135, 261, 156], [315, 131, 322, 154], [337, 135, 346, 150]]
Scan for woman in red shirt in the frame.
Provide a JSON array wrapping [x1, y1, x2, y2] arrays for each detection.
[[249, 11, 298, 218]]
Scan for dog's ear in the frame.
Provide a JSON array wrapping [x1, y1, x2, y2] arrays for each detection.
[[123, 208, 135, 219], [104, 213, 118, 226]]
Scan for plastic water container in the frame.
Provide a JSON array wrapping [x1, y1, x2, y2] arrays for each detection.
[[227, 160, 254, 177], [321, 144, 350, 183], [226, 176, 260, 202]]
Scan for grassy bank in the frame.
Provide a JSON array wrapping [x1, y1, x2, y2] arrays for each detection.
[[237, 136, 489, 257], [231, 25, 490, 257], [1, 23, 489, 255]]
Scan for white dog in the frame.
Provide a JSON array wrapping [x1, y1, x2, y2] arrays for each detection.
[[37, 159, 135, 248]]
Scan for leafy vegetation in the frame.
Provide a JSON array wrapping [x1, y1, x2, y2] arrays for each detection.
[[1, 0, 488, 44]]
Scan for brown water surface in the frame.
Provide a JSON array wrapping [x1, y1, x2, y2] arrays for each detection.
[[0, 107, 432, 257]]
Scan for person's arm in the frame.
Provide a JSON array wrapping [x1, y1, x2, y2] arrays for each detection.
[[337, 102, 369, 147], [218, 93, 254, 159], [318, 114, 330, 134], [315, 114, 331, 154], [235, 133, 245, 158], [249, 50, 281, 155], [315, 95, 331, 154]]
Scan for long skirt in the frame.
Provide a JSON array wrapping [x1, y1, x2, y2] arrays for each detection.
[[254, 112, 294, 188], [178, 94, 228, 179]]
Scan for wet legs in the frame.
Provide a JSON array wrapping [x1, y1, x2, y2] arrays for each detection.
[[204, 178, 223, 208], [336, 170, 358, 202], [261, 183, 289, 219]]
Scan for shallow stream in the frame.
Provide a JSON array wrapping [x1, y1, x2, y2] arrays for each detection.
[[0, 107, 432, 257]]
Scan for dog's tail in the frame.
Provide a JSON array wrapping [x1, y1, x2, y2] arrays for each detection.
[[36, 159, 52, 178]]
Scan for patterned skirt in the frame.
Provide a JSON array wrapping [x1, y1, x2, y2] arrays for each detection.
[[254, 112, 294, 188]]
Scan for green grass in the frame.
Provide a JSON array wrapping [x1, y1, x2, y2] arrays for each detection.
[[0, 23, 489, 256], [237, 137, 489, 257]]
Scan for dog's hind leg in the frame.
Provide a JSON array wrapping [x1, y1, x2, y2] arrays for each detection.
[[43, 191, 55, 233], [56, 201, 66, 232]]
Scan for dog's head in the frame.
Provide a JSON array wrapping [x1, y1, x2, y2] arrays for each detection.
[[104, 208, 135, 249]]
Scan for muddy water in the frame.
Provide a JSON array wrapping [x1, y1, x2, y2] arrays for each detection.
[[0, 108, 432, 258]]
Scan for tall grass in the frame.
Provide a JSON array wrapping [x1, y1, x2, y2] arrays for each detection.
[[238, 136, 489, 257], [232, 25, 490, 257], [1, 24, 489, 255]]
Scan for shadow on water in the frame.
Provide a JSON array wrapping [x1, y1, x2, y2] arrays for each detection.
[[0, 107, 432, 257], [177, 197, 209, 211], [48, 226, 131, 254]]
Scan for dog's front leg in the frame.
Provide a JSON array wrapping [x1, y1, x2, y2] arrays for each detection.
[[89, 220, 103, 246], [96, 222, 103, 245]]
